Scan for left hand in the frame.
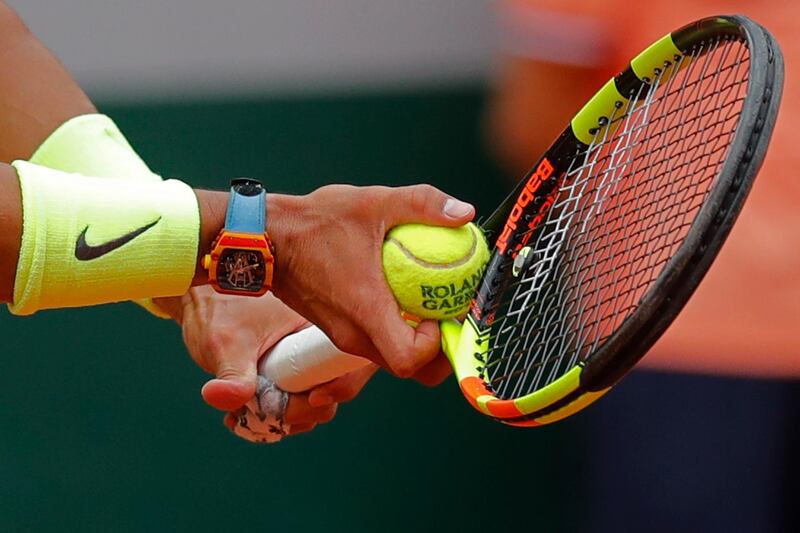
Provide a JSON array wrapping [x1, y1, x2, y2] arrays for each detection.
[[265, 185, 474, 378], [155, 286, 378, 438]]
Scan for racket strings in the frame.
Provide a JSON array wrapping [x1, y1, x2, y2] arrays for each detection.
[[496, 39, 749, 396], [489, 41, 747, 306], [552, 39, 747, 376], [579, 38, 748, 344], [483, 36, 751, 399], [487, 86, 647, 394], [489, 58, 681, 390]]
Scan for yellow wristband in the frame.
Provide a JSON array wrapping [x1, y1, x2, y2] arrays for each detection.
[[30, 114, 161, 182], [30, 114, 171, 317], [9, 161, 199, 316]]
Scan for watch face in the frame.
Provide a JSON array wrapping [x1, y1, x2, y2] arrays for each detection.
[[216, 248, 267, 292], [231, 178, 264, 197]]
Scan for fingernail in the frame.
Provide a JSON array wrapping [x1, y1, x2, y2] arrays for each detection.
[[443, 198, 473, 219]]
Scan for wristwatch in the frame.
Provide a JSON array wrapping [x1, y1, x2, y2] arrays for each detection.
[[204, 178, 274, 296]]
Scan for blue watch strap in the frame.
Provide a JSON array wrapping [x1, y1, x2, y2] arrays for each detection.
[[224, 178, 266, 234]]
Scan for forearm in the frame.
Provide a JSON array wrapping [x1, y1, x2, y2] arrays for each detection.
[[0, 163, 22, 301], [0, 2, 95, 161], [0, 165, 305, 307], [0, 2, 307, 311]]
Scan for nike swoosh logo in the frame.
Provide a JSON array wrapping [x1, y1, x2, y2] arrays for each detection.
[[75, 217, 161, 261]]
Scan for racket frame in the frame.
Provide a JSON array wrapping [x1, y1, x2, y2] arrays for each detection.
[[446, 15, 784, 426]]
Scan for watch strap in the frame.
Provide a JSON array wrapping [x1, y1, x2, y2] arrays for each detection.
[[224, 178, 266, 234]]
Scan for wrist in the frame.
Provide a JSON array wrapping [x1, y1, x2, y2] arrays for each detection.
[[193, 189, 228, 285], [193, 188, 304, 294], [29, 114, 161, 182], [261, 192, 303, 296]]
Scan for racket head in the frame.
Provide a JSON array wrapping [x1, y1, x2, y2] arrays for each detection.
[[443, 15, 784, 426]]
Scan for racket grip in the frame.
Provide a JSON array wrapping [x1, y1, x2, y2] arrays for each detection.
[[258, 326, 371, 393]]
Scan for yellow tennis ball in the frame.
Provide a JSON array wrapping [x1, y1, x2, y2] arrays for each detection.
[[382, 222, 490, 320]]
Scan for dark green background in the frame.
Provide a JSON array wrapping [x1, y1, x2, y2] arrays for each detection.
[[0, 89, 582, 532]]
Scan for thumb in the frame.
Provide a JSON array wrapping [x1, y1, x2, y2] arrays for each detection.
[[384, 185, 475, 228], [201, 357, 258, 412]]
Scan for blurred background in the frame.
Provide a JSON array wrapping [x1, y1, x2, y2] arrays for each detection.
[[0, 1, 797, 531]]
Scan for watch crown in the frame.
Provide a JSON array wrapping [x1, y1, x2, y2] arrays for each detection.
[[203, 255, 211, 270]]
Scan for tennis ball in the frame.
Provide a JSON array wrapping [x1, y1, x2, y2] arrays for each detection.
[[382, 222, 490, 320]]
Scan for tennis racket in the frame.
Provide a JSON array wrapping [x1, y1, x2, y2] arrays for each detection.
[[259, 15, 783, 427]]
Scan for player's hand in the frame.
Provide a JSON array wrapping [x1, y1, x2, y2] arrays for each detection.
[[268, 184, 475, 378], [154, 286, 378, 434], [167, 286, 304, 410]]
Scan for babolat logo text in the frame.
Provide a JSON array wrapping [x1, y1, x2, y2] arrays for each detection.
[[420, 270, 483, 313], [496, 158, 556, 255]]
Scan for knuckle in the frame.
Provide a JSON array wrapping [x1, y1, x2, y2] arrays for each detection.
[[362, 185, 389, 199], [414, 373, 436, 387], [408, 184, 441, 214], [344, 384, 363, 402], [418, 372, 446, 387], [406, 185, 430, 214], [319, 405, 338, 424], [316, 183, 355, 198], [290, 423, 316, 436], [215, 362, 243, 381], [389, 356, 419, 379], [334, 384, 359, 403], [379, 333, 422, 378], [360, 186, 390, 217]]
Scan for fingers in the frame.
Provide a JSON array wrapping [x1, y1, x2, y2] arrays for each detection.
[[308, 363, 379, 407], [289, 423, 317, 435], [383, 184, 475, 228], [258, 184, 470, 398], [222, 414, 320, 438], [411, 351, 453, 386], [369, 313, 442, 378], [181, 288, 313, 413], [373, 185, 471, 374], [223, 412, 237, 431], [284, 393, 337, 426], [223, 392, 338, 441], [322, 319, 387, 367]]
